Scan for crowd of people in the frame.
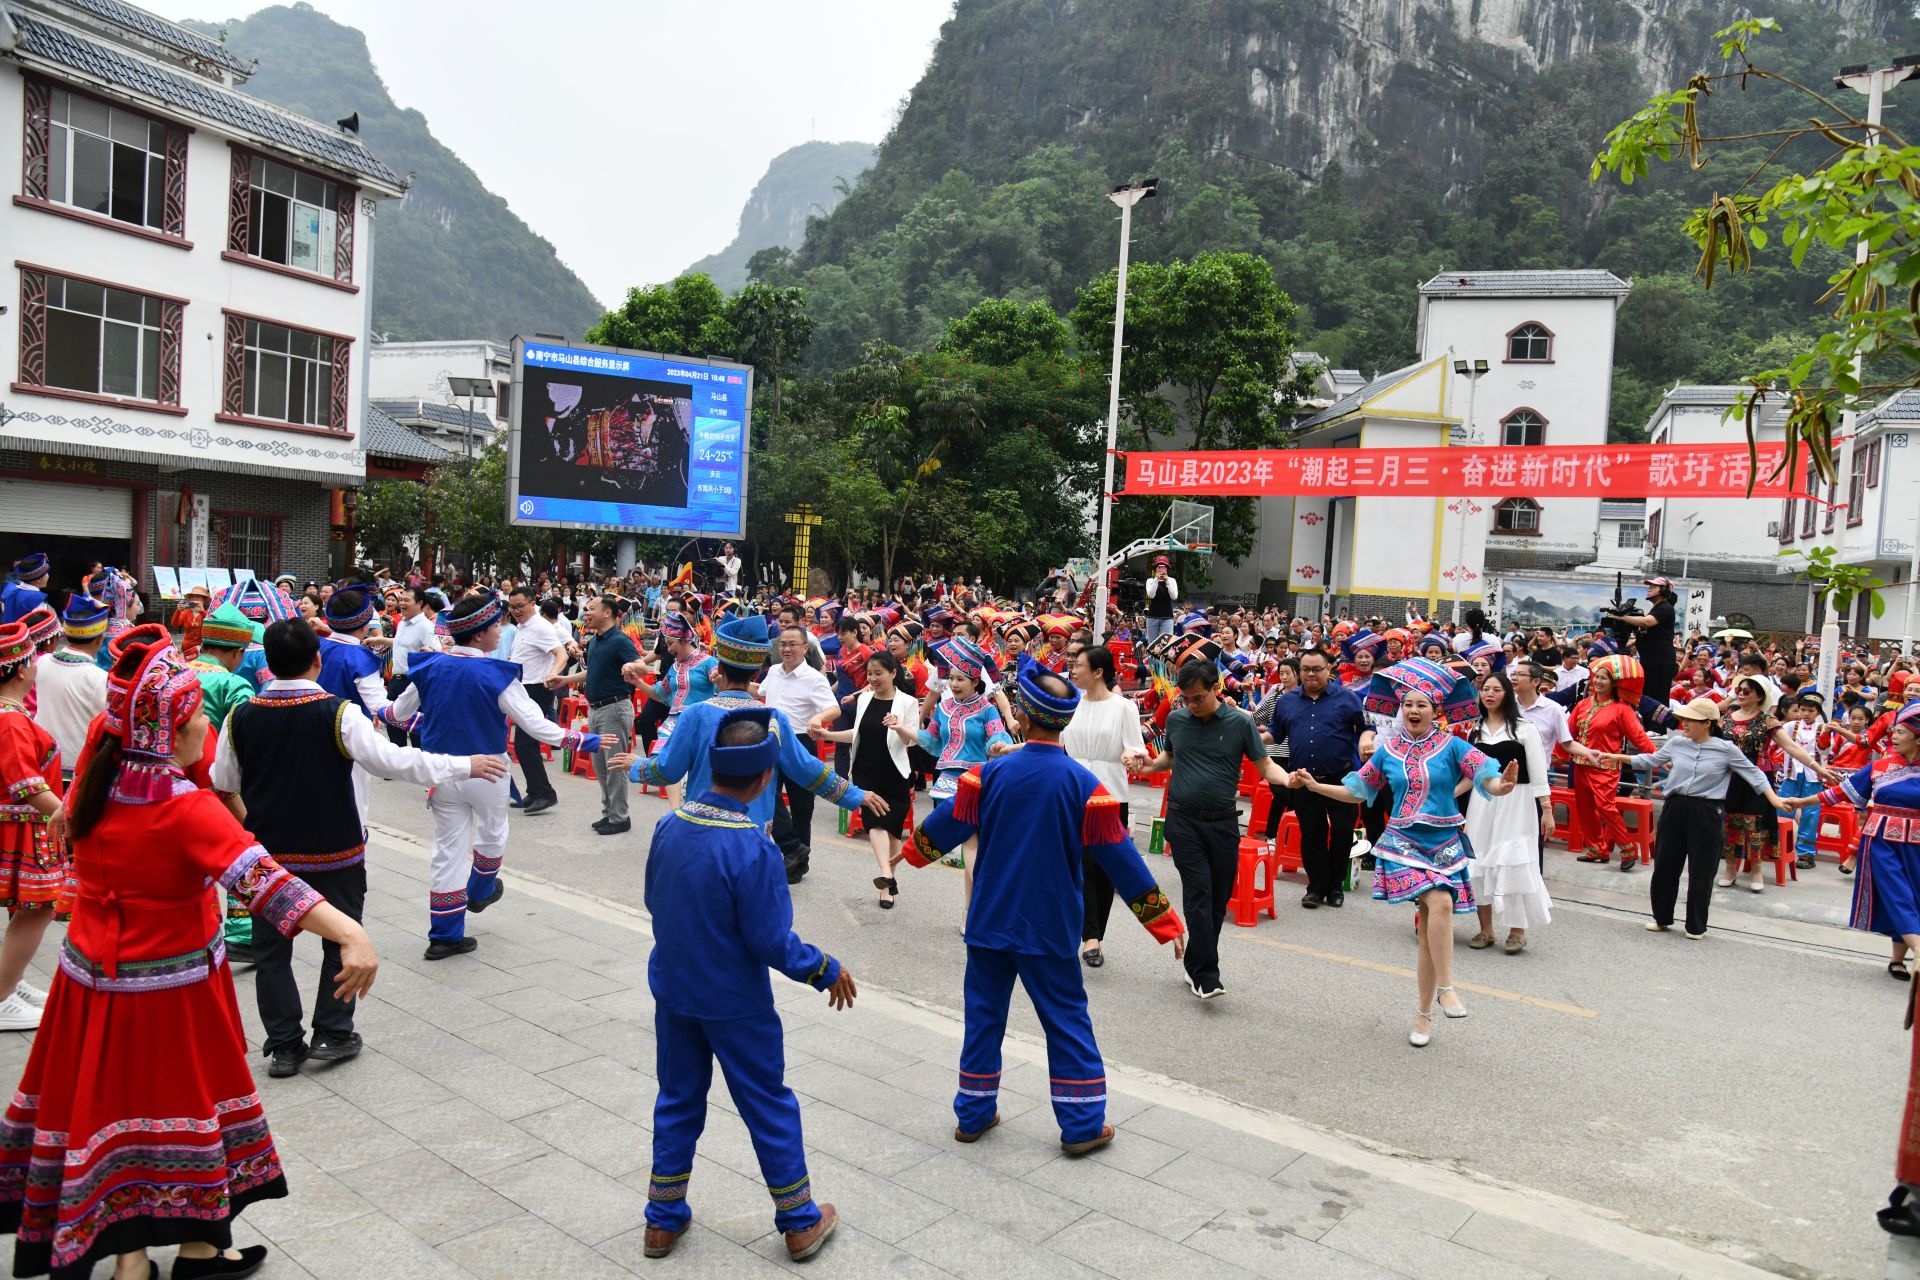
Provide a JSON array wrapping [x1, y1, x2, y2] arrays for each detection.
[[3, 547, 1920, 1273]]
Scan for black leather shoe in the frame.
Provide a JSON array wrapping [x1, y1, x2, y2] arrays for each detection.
[[596, 820, 631, 836], [1300, 892, 1323, 909], [171, 1244, 270, 1280], [1326, 891, 1345, 908], [423, 937, 479, 961], [467, 881, 506, 913], [522, 796, 556, 816], [306, 1032, 363, 1064], [265, 1043, 306, 1079]]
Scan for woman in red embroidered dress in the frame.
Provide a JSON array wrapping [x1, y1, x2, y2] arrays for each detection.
[[1567, 657, 1656, 870], [0, 622, 67, 1035], [0, 626, 380, 1280]]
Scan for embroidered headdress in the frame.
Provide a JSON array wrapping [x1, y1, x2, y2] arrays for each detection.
[[446, 594, 506, 640], [9, 552, 49, 582], [61, 593, 110, 641], [1365, 657, 1480, 726], [105, 624, 204, 795], [324, 583, 379, 632], [709, 704, 779, 776], [1009, 655, 1079, 731], [712, 614, 773, 674], [20, 605, 59, 649], [661, 610, 694, 642], [932, 635, 996, 684], [198, 602, 257, 650], [1588, 653, 1645, 703], [1340, 628, 1385, 661], [0, 622, 32, 674], [1462, 640, 1506, 672]]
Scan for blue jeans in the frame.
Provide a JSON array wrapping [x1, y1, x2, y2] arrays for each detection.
[[1145, 617, 1175, 646], [1779, 776, 1823, 857]]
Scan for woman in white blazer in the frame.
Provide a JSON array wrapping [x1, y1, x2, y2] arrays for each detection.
[[813, 651, 920, 908]]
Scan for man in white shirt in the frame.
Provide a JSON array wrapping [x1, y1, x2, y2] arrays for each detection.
[[1511, 660, 1571, 867], [763, 625, 842, 881], [718, 542, 742, 596], [1554, 648, 1590, 696], [386, 585, 440, 746], [507, 587, 570, 815], [34, 597, 111, 777]]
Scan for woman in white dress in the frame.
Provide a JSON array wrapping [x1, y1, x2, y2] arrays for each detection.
[[1464, 671, 1553, 953], [1061, 645, 1146, 969]]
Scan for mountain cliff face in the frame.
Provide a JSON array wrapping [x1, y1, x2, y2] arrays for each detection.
[[685, 141, 875, 292], [182, 3, 605, 343]]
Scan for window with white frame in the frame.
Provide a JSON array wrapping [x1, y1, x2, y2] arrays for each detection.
[[42, 274, 164, 402], [1501, 409, 1546, 447], [1506, 323, 1552, 362], [243, 319, 334, 426], [46, 88, 166, 230], [249, 156, 337, 276], [1617, 523, 1645, 548], [1494, 498, 1540, 533]]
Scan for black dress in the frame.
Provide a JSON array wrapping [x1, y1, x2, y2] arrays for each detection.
[[852, 697, 912, 836]]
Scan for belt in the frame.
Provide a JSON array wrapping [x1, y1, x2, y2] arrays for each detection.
[[60, 931, 225, 993], [589, 694, 629, 710], [1169, 802, 1238, 822]]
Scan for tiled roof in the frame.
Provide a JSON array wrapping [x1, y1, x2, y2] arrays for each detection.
[[372, 399, 496, 433], [1862, 388, 1920, 425], [10, 12, 402, 187], [1660, 385, 1750, 404], [62, 0, 251, 75], [1294, 361, 1425, 431], [1599, 500, 1645, 520], [361, 405, 452, 463], [1418, 269, 1630, 297]]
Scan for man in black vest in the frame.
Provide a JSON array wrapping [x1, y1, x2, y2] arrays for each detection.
[[212, 619, 505, 1078]]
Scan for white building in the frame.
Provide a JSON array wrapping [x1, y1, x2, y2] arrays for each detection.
[[1789, 389, 1920, 645], [368, 337, 512, 428], [0, 0, 405, 595]]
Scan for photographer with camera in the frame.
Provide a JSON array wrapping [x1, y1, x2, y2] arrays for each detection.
[[1611, 577, 1678, 708]]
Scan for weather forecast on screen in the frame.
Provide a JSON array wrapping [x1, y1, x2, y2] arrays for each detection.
[[506, 339, 751, 538]]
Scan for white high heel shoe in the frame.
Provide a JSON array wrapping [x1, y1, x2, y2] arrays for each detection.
[[1436, 984, 1469, 1019], [1409, 1010, 1432, 1048]]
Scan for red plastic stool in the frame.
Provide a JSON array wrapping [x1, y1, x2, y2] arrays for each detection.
[[1763, 819, 1800, 885], [569, 747, 597, 780], [1272, 813, 1303, 875], [1237, 757, 1262, 799], [1548, 786, 1582, 849], [1815, 804, 1860, 863], [1229, 837, 1277, 927], [1247, 783, 1277, 838], [1616, 796, 1655, 867]]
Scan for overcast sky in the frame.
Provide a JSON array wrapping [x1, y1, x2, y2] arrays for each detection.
[[169, 1, 953, 304]]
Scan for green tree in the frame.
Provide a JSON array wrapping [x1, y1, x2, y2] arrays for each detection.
[[353, 478, 426, 569], [586, 273, 738, 357], [727, 282, 814, 429]]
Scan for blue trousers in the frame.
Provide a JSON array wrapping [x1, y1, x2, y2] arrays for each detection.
[[1779, 777, 1822, 857], [646, 1006, 820, 1234], [957, 946, 1106, 1144]]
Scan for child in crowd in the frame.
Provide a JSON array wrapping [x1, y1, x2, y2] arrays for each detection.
[[1826, 703, 1875, 876], [1775, 692, 1829, 870]]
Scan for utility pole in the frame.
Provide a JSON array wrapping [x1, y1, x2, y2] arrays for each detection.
[[1091, 178, 1157, 643]]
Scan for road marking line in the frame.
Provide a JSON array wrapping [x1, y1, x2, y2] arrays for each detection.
[[1231, 935, 1599, 1018]]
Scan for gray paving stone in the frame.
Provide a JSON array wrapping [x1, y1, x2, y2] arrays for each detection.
[[1076, 1125, 1184, 1179], [1022, 1152, 1220, 1241], [513, 1098, 651, 1178], [542, 1054, 659, 1123], [279, 1209, 474, 1280], [483, 983, 612, 1036], [266, 1094, 418, 1174], [783, 1019, 922, 1076], [1045, 1211, 1266, 1280], [785, 1058, 952, 1134], [389, 954, 536, 998], [891, 1105, 1063, 1178], [559, 1015, 659, 1072], [1321, 1209, 1552, 1280], [253, 1062, 336, 1113], [306, 1048, 454, 1119], [623, 1152, 777, 1245], [1155, 1150, 1352, 1241], [1279, 1151, 1474, 1239], [359, 1021, 475, 1074], [457, 934, 548, 969], [511, 957, 634, 999], [742, 1217, 959, 1277], [893, 1150, 1092, 1243], [878, 1058, 1043, 1120], [1449, 1212, 1691, 1280], [336, 1147, 523, 1245], [438, 1212, 634, 1280], [582, 985, 656, 1022], [786, 1150, 952, 1245], [242, 1150, 375, 1244], [1185, 1210, 1408, 1279], [896, 1212, 1106, 1280], [598, 1221, 792, 1276], [366, 972, 514, 1033], [385, 1098, 553, 1176], [529, 932, 635, 971], [482, 1149, 649, 1245], [456, 1015, 600, 1074], [1118, 1104, 1306, 1179], [793, 1101, 941, 1177], [437, 1053, 576, 1120]]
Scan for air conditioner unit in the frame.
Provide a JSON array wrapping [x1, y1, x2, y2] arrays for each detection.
[[1766, 521, 1781, 538]]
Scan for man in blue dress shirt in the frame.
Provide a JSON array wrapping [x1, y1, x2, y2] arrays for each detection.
[[1267, 647, 1375, 908], [640, 705, 849, 1262]]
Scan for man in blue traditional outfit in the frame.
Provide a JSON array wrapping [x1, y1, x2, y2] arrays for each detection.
[[391, 593, 599, 959], [640, 705, 849, 1262], [0, 554, 50, 626], [612, 614, 888, 832], [900, 659, 1187, 1153]]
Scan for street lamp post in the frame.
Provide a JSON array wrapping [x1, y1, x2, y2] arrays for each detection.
[[447, 376, 496, 585], [1091, 178, 1157, 644], [1449, 358, 1489, 622], [1681, 514, 1705, 580]]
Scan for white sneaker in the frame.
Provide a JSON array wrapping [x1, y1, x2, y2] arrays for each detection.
[[12, 980, 47, 1008], [0, 993, 41, 1032]]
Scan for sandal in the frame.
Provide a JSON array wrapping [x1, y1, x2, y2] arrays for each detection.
[[1503, 934, 1527, 954], [1436, 985, 1469, 1019], [1841, 862, 1856, 875], [1467, 932, 1494, 950], [1881, 1186, 1920, 1237], [1891, 962, 1912, 983]]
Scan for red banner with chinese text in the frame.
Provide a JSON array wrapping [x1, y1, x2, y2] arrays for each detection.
[[1122, 444, 1791, 498]]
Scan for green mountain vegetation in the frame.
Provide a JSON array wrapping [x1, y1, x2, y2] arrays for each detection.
[[684, 141, 876, 293], [183, 3, 604, 343]]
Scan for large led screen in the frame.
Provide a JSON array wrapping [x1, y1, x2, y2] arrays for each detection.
[[506, 339, 751, 537]]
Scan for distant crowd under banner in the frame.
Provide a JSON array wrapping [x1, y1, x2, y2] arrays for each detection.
[[1122, 443, 1793, 499]]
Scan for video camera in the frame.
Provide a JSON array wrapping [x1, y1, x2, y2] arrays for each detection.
[[1598, 572, 1641, 647]]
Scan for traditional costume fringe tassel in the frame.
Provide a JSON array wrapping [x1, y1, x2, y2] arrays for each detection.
[[1083, 788, 1128, 846], [953, 768, 983, 824]]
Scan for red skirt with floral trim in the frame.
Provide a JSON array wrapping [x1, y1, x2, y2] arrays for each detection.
[[0, 822, 69, 918], [0, 961, 287, 1279]]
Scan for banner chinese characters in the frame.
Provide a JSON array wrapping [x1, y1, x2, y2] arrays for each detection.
[[1122, 443, 1791, 498]]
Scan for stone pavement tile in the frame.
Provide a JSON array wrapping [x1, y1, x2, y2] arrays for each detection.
[[1045, 1211, 1267, 1280], [896, 1213, 1106, 1280], [742, 1218, 960, 1277], [1118, 1104, 1306, 1179], [437, 1053, 576, 1120], [439, 1212, 634, 1280], [482, 1149, 650, 1246], [510, 957, 633, 999], [787, 1150, 951, 1245], [598, 1221, 791, 1277], [1022, 1152, 1220, 1242], [794, 1101, 940, 1177], [783, 1019, 921, 1076], [279, 1209, 473, 1280], [784, 1059, 951, 1134], [528, 932, 636, 971], [336, 1147, 523, 1246], [457, 933, 549, 970], [559, 1015, 658, 1072], [242, 1150, 375, 1244], [513, 1098, 651, 1178], [891, 1107, 1062, 1179], [359, 1021, 473, 1074], [367, 972, 514, 1034], [999, 1063, 1153, 1125], [582, 985, 656, 1022], [356, 888, 417, 922], [306, 1048, 454, 1119], [340, 995, 436, 1039], [1278, 1151, 1473, 1239], [1155, 1150, 1352, 1242], [1185, 1211, 1408, 1279], [622, 1153, 775, 1245], [1448, 1212, 1691, 1280], [878, 1059, 1043, 1121], [253, 1061, 336, 1114], [456, 1015, 600, 1074], [386, 953, 537, 999], [266, 1094, 418, 1174], [483, 983, 613, 1037], [893, 1151, 1092, 1243], [1321, 1209, 1551, 1280], [385, 1097, 552, 1177], [542, 1055, 659, 1123], [1075, 1126, 1184, 1179]]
